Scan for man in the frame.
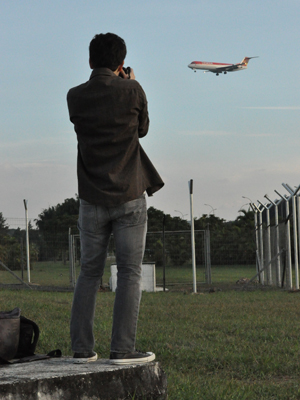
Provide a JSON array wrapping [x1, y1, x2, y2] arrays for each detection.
[[67, 33, 164, 364]]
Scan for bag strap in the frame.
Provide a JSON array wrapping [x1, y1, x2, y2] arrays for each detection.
[[0, 350, 62, 365], [19, 316, 40, 354]]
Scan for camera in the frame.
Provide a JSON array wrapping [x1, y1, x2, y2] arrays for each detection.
[[119, 66, 131, 79]]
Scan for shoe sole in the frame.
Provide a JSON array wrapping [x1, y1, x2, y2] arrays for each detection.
[[73, 353, 98, 364], [110, 352, 155, 365]]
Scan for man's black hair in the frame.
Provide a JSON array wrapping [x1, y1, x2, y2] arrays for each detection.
[[89, 33, 127, 71]]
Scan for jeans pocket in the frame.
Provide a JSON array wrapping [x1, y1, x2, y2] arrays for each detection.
[[117, 196, 147, 226], [78, 201, 97, 233]]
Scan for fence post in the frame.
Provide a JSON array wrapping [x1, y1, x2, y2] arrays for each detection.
[[189, 180, 197, 293], [258, 200, 272, 285], [297, 196, 300, 287], [23, 199, 31, 283], [265, 195, 282, 287], [282, 183, 300, 290], [205, 228, 212, 284], [162, 214, 166, 292], [275, 189, 292, 289], [253, 203, 265, 284], [250, 205, 260, 281]]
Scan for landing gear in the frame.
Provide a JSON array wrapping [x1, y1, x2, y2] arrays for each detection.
[[216, 73, 219, 76], [224, 71, 227, 74]]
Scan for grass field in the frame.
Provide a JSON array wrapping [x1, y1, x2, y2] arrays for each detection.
[[1, 264, 300, 399], [0, 261, 257, 288]]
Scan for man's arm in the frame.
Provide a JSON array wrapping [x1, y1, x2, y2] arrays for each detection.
[[138, 101, 149, 138], [119, 67, 149, 137]]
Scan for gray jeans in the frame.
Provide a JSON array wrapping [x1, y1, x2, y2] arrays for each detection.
[[70, 194, 147, 354]]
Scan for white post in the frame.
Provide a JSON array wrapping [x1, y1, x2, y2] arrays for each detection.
[[252, 207, 259, 277], [297, 196, 300, 287], [189, 180, 197, 293], [276, 189, 292, 289], [23, 199, 31, 283], [285, 200, 292, 289], [257, 207, 264, 284], [258, 200, 272, 285], [266, 206, 272, 285], [274, 201, 281, 287], [265, 195, 282, 287], [292, 195, 299, 289], [282, 183, 300, 290]]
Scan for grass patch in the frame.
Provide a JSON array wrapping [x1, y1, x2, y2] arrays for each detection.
[[0, 262, 257, 288], [1, 286, 300, 398]]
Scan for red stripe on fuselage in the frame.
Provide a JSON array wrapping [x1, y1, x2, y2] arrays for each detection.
[[191, 61, 232, 66]]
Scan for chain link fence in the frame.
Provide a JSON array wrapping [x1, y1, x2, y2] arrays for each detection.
[[1, 218, 257, 290]]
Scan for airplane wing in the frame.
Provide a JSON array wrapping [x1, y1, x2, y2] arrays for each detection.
[[213, 64, 239, 73]]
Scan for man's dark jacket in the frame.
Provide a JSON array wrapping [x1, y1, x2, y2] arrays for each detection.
[[67, 68, 164, 207]]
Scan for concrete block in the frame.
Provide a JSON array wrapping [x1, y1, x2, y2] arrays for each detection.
[[110, 263, 156, 292], [0, 357, 167, 400]]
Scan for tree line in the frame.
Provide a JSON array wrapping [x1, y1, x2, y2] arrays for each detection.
[[0, 196, 256, 270]]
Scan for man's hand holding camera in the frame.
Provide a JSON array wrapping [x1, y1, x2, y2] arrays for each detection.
[[118, 66, 135, 80]]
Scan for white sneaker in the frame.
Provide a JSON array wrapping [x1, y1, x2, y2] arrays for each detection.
[[73, 351, 98, 364], [110, 351, 155, 365]]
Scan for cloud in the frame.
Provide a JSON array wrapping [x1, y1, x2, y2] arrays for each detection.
[[180, 130, 276, 138], [240, 106, 300, 110], [180, 130, 232, 136], [243, 133, 277, 137]]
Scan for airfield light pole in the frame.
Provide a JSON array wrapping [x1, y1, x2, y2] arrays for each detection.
[[239, 203, 250, 211], [189, 180, 197, 293], [174, 210, 188, 219], [275, 190, 292, 289], [282, 183, 300, 290], [204, 204, 216, 215], [23, 199, 31, 283], [242, 196, 253, 204], [265, 195, 282, 287]]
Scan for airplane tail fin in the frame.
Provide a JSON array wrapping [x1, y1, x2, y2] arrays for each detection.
[[240, 56, 258, 66]]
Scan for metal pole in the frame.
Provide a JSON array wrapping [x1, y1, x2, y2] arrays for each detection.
[[258, 200, 272, 285], [0, 261, 32, 289], [205, 228, 212, 284], [189, 180, 197, 293], [163, 214, 166, 292], [250, 204, 260, 280], [282, 183, 300, 289], [265, 195, 282, 287], [266, 206, 272, 285], [253, 204, 265, 285], [275, 190, 292, 289], [20, 237, 24, 281], [285, 200, 292, 289], [23, 199, 31, 283], [69, 228, 73, 286], [297, 196, 300, 287], [274, 203, 281, 287], [292, 195, 299, 289], [72, 235, 76, 287]]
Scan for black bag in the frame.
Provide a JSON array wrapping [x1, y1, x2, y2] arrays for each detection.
[[0, 308, 61, 365], [0, 308, 21, 361], [15, 316, 39, 358]]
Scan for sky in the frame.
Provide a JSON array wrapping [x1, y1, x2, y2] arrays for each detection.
[[1, 0, 300, 223]]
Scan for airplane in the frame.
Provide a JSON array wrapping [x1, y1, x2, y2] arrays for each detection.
[[188, 57, 258, 76]]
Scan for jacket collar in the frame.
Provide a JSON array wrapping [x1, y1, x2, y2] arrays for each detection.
[[90, 68, 116, 80]]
